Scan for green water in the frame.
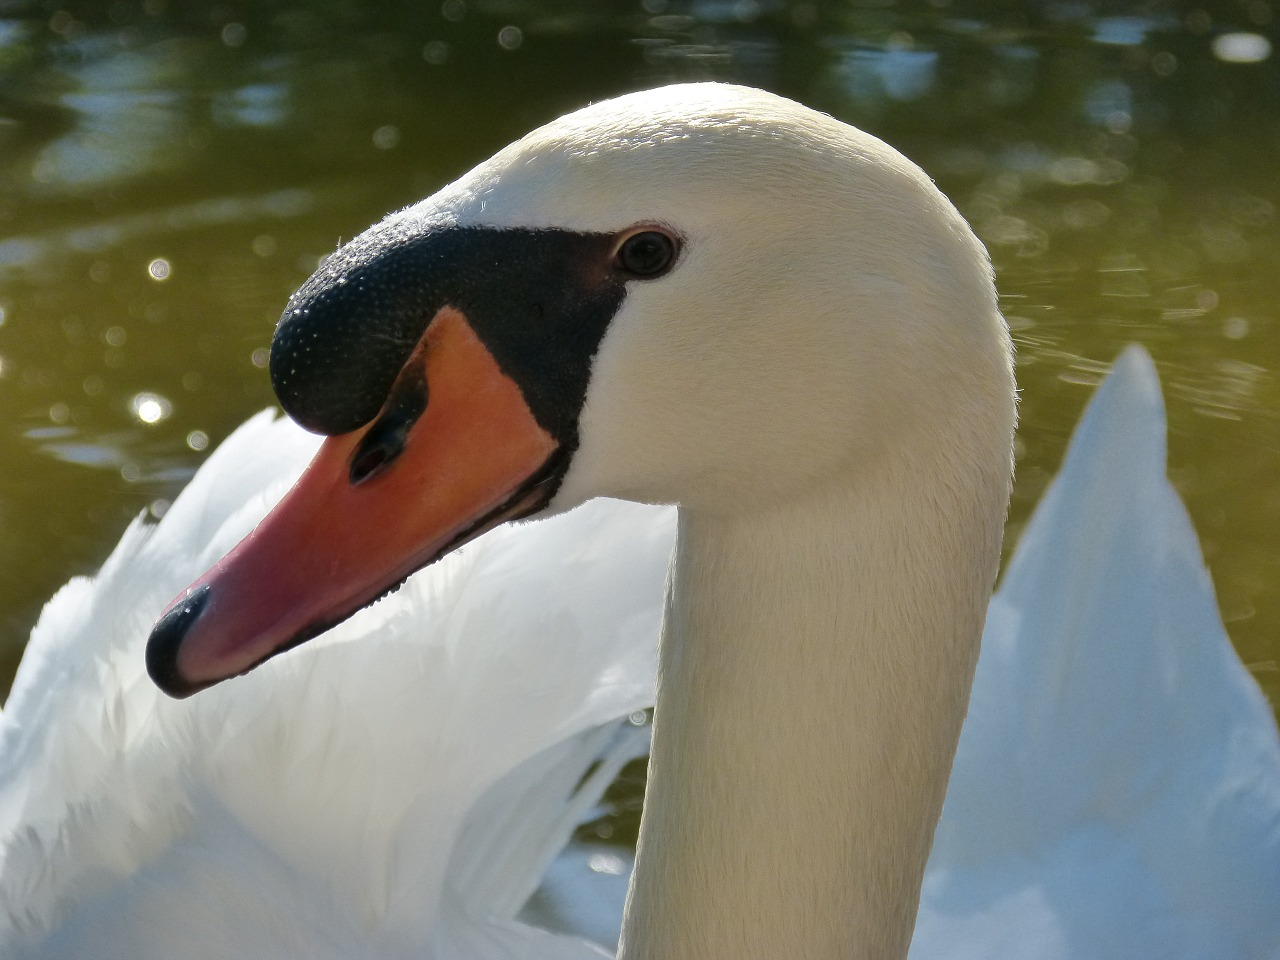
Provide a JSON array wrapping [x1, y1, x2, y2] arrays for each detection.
[[1, 0, 1277, 732]]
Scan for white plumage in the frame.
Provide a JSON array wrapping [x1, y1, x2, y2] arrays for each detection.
[[0, 412, 671, 958], [912, 347, 1280, 959], [1, 84, 1277, 958]]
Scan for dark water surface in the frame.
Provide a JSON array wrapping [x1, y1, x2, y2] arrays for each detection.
[[1, 0, 1277, 735]]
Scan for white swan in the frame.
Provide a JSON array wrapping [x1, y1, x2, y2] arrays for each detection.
[[1, 83, 1277, 960]]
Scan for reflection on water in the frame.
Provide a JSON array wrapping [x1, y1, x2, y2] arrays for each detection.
[[0, 188, 315, 278], [1, 2, 1277, 719]]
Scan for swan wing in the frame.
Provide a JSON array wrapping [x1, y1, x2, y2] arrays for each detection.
[[0, 412, 673, 959], [915, 346, 1280, 960]]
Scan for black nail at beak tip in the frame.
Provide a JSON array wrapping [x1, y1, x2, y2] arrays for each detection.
[[145, 583, 214, 700]]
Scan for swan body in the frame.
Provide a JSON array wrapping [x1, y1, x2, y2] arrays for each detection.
[[911, 346, 1280, 960], [0, 409, 672, 958], [0, 83, 1276, 958]]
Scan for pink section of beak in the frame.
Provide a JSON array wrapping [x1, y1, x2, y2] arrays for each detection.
[[146, 307, 560, 697]]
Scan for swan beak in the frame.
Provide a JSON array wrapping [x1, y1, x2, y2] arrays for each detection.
[[146, 307, 561, 698]]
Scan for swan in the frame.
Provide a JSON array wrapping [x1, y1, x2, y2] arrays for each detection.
[[0, 83, 1276, 959]]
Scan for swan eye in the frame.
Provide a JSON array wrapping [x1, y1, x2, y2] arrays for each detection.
[[616, 230, 677, 278]]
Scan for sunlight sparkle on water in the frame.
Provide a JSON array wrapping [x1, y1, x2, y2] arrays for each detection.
[[1212, 32, 1272, 63], [588, 852, 628, 876], [131, 392, 172, 425]]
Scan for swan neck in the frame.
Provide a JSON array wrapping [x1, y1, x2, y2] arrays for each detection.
[[619, 452, 1006, 960]]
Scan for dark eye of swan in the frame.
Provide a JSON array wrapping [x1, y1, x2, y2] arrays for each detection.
[[616, 230, 677, 278]]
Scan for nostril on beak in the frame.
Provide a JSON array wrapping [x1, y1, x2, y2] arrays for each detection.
[[146, 584, 213, 699]]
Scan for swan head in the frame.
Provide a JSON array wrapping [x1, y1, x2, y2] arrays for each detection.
[[146, 83, 1013, 697]]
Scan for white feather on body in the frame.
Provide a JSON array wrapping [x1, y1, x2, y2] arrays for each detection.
[[0, 410, 671, 959]]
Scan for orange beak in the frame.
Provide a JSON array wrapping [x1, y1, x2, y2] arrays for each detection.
[[146, 307, 561, 697]]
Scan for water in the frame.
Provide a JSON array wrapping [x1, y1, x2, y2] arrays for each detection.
[[1, 0, 1276, 728]]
